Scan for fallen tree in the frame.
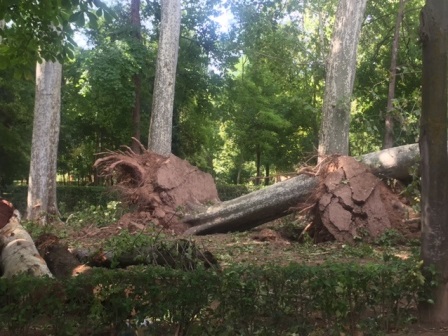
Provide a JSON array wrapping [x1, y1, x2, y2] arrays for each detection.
[[184, 144, 420, 236], [0, 143, 422, 276], [93, 142, 421, 239]]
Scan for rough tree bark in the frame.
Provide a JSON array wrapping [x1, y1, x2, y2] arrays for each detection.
[[184, 144, 421, 235], [384, 0, 407, 149], [418, 0, 448, 324], [318, 0, 367, 159], [184, 174, 318, 235], [148, 0, 181, 156], [27, 59, 62, 224], [131, 0, 142, 153], [359, 142, 419, 180]]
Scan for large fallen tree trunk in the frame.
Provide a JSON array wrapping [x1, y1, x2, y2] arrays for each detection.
[[184, 174, 318, 235], [184, 144, 420, 235]]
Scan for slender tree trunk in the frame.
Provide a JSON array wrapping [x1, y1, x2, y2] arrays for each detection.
[[264, 164, 270, 186], [131, 0, 142, 153], [419, 0, 448, 324], [132, 75, 142, 151], [255, 145, 261, 186], [384, 0, 407, 149], [148, 0, 181, 156], [236, 154, 243, 185], [26, 60, 62, 224], [318, 0, 367, 159]]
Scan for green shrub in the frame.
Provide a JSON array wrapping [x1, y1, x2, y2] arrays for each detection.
[[216, 183, 261, 201], [0, 256, 433, 336], [65, 200, 124, 228]]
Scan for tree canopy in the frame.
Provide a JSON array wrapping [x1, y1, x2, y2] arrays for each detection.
[[0, 0, 424, 186]]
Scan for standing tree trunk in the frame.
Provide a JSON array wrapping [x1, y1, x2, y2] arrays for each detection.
[[148, 0, 181, 156], [318, 0, 367, 159], [383, 0, 407, 149], [419, 0, 448, 324], [0, 20, 4, 44], [26, 60, 62, 224], [131, 0, 142, 153], [264, 163, 270, 186]]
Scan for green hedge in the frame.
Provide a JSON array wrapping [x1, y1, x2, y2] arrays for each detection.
[[1, 184, 255, 214], [0, 185, 117, 214], [0, 258, 431, 335]]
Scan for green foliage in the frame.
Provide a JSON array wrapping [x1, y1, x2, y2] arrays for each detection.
[[0, 0, 426, 186], [0, 257, 433, 335], [216, 182, 260, 200], [60, 22, 155, 178], [0, 69, 33, 186], [214, 0, 336, 182], [104, 231, 216, 270], [66, 200, 123, 228], [351, 0, 424, 154], [375, 229, 406, 247], [0, 0, 116, 74], [104, 230, 165, 268]]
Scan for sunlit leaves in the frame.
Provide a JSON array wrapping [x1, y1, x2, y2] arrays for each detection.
[[215, 0, 331, 182]]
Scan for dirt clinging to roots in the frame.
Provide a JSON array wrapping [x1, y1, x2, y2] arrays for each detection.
[[309, 156, 418, 243], [94, 142, 220, 233]]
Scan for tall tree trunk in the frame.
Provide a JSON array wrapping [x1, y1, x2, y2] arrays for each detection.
[[383, 0, 407, 149], [131, 0, 142, 153], [419, 0, 448, 323], [318, 0, 367, 159], [148, 0, 181, 156], [0, 20, 4, 44], [26, 60, 62, 224]]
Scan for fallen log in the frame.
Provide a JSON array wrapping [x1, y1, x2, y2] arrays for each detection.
[[184, 144, 420, 235], [184, 175, 319, 235], [35, 233, 91, 278], [0, 200, 53, 278], [358, 143, 419, 180]]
